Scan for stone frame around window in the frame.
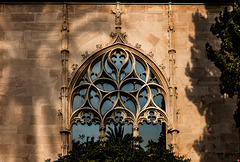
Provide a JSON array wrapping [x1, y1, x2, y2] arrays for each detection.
[[68, 43, 170, 147]]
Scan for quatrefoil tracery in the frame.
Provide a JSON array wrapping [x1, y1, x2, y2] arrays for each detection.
[[71, 48, 167, 127]]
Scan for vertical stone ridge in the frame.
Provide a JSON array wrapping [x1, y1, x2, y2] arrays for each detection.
[[167, 2, 179, 155], [60, 2, 70, 156]]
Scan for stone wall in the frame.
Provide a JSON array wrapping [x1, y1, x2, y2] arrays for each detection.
[[0, 2, 238, 162], [0, 4, 62, 162]]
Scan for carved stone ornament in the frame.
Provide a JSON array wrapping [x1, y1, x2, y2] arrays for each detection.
[[111, 2, 122, 26], [159, 63, 166, 70], [70, 47, 168, 129], [96, 44, 102, 49], [81, 51, 90, 59], [148, 51, 154, 57], [71, 64, 78, 71], [135, 43, 142, 49]]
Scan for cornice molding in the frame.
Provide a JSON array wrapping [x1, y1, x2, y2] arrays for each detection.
[[0, 0, 234, 5]]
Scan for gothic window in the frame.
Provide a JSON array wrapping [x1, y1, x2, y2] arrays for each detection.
[[70, 45, 168, 148]]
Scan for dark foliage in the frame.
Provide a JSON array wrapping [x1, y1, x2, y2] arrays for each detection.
[[205, 0, 240, 127], [55, 125, 190, 162]]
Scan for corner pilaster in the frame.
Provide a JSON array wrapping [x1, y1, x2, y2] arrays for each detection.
[[60, 2, 70, 156]]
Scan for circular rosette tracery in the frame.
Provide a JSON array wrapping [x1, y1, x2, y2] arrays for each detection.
[[138, 109, 168, 125]]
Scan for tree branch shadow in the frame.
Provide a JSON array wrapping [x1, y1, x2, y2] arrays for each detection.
[[185, 5, 239, 162]]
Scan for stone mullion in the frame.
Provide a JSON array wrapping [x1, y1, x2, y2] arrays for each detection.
[[60, 3, 70, 156], [167, 2, 179, 154]]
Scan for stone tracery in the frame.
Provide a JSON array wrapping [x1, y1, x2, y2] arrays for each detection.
[[70, 47, 168, 138]]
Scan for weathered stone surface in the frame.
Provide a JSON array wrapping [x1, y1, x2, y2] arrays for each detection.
[[0, 3, 238, 162], [11, 14, 34, 22]]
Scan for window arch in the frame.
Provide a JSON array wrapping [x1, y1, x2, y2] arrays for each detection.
[[69, 44, 169, 147]]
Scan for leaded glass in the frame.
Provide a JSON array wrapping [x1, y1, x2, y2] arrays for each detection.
[[70, 47, 168, 144]]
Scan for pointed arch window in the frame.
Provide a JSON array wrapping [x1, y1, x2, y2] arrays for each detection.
[[69, 45, 168, 148]]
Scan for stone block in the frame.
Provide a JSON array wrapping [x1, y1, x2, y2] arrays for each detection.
[[37, 58, 59, 68], [147, 33, 160, 46], [19, 40, 42, 50], [11, 14, 34, 22], [220, 133, 238, 143], [0, 30, 3, 41], [4, 31, 23, 41], [27, 50, 51, 58], [6, 5, 43, 13], [26, 5, 43, 13], [50, 69, 61, 78], [26, 135, 36, 144], [30, 32, 60, 40], [0, 5, 3, 13], [11, 22, 47, 31], [35, 13, 62, 22], [12, 96, 33, 106]]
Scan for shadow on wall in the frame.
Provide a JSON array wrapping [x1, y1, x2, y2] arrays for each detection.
[[0, 4, 117, 162], [0, 4, 65, 162], [185, 5, 239, 162]]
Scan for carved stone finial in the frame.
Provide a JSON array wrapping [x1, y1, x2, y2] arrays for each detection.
[[159, 63, 166, 70], [112, 2, 122, 26], [96, 44, 102, 49], [57, 109, 63, 116], [110, 32, 117, 38], [71, 64, 78, 71], [62, 3, 69, 32], [135, 43, 141, 49], [81, 51, 90, 59], [148, 51, 154, 57]]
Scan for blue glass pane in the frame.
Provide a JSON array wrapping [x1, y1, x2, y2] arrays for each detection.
[[112, 52, 125, 69], [125, 60, 132, 73], [101, 95, 116, 115], [79, 74, 87, 84], [92, 61, 101, 73], [149, 72, 158, 84], [139, 122, 164, 150], [105, 60, 112, 74], [111, 73, 116, 80], [121, 83, 134, 91], [151, 88, 164, 109], [72, 88, 87, 111], [91, 61, 101, 81], [121, 82, 142, 91], [106, 123, 132, 140], [96, 83, 115, 91], [72, 123, 100, 143], [120, 73, 125, 80], [136, 60, 146, 81], [72, 95, 81, 111], [139, 90, 147, 108], [120, 60, 132, 80], [96, 83, 103, 89], [154, 94, 164, 108], [89, 89, 99, 109], [103, 83, 115, 91], [121, 96, 136, 115]]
